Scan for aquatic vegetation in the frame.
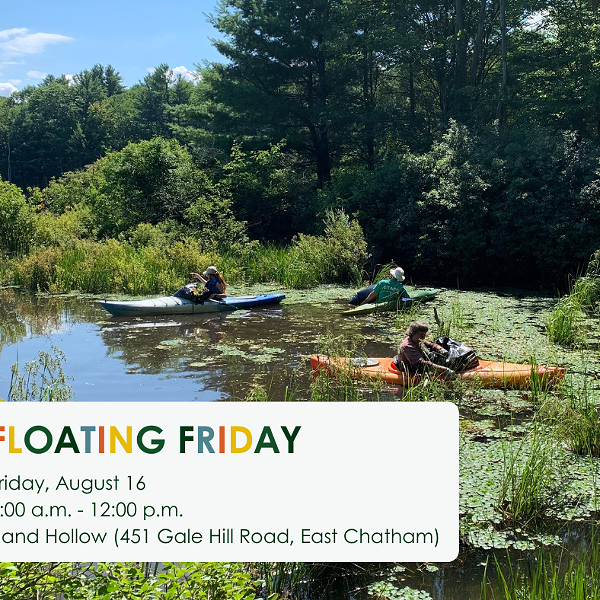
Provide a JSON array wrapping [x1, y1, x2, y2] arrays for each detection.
[[497, 427, 555, 530], [486, 543, 600, 600], [8, 346, 73, 402], [547, 295, 582, 346], [2, 210, 368, 293], [368, 580, 432, 600], [544, 382, 600, 457], [547, 252, 600, 346]]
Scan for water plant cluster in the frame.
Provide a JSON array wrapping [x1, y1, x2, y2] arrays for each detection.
[[548, 250, 600, 346]]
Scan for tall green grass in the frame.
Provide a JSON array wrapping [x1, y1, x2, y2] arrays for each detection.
[[547, 251, 600, 345], [2, 210, 369, 293], [485, 544, 600, 600], [541, 377, 600, 457], [497, 427, 553, 529]]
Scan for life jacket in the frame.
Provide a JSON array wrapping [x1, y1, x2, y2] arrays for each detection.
[[205, 277, 221, 295]]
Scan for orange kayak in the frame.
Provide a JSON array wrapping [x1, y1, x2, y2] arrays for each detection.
[[310, 355, 565, 390]]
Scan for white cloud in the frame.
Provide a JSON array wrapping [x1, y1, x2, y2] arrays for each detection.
[[0, 81, 18, 96], [27, 70, 47, 79], [0, 28, 28, 41], [64, 73, 74, 85], [171, 65, 200, 82], [8, 78, 21, 84], [0, 29, 73, 58]]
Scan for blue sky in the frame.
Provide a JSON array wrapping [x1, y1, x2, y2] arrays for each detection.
[[1, 0, 225, 96]]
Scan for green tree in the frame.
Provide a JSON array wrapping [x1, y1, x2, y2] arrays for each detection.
[[208, 0, 353, 187], [0, 178, 36, 255]]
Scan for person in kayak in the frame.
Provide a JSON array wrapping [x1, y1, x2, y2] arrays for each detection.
[[394, 321, 455, 376], [190, 266, 227, 301], [359, 267, 409, 305]]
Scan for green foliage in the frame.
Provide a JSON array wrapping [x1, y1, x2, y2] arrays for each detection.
[[221, 141, 318, 241], [9, 238, 218, 294], [547, 296, 581, 346], [2, 211, 367, 293], [30, 138, 248, 247], [233, 210, 369, 288], [33, 205, 96, 248], [0, 178, 36, 255], [0, 562, 83, 600], [0, 562, 256, 600], [90, 137, 207, 235]]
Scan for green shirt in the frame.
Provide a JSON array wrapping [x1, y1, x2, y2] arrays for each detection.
[[373, 278, 409, 304]]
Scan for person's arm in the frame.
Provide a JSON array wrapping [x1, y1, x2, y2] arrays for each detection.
[[422, 341, 453, 374], [423, 340, 444, 353], [402, 341, 454, 375], [191, 272, 207, 284], [360, 290, 378, 305], [423, 360, 454, 375]]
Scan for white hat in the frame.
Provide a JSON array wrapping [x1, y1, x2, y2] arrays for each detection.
[[203, 266, 218, 276], [390, 267, 405, 281]]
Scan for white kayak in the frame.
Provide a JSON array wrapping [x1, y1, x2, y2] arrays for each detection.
[[99, 296, 236, 316]]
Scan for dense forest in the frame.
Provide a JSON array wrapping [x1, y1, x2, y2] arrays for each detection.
[[2, 0, 600, 289]]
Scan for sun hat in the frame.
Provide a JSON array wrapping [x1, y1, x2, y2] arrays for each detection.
[[203, 266, 218, 276], [390, 267, 405, 281]]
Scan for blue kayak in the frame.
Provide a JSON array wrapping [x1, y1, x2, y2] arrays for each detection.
[[99, 293, 285, 316], [219, 294, 286, 309]]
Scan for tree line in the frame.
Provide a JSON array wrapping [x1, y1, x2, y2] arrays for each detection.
[[1, 0, 600, 287]]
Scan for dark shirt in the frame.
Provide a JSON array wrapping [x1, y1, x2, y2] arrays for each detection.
[[396, 336, 442, 372]]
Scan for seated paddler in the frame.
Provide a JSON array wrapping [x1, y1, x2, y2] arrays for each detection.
[[394, 321, 455, 377], [359, 267, 409, 306]]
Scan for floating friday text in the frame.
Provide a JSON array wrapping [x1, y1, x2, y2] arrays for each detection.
[[0, 425, 301, 454]]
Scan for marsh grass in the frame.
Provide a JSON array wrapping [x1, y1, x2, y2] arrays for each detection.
[[547, 253, 600, 345], [485, 544, 600, 600], [4, 214, 368, 293], [8, 346, 73, 402], [433, 295, 467, 338], [547, 296, 583, 346], [527, 357, 556, 408], [400, 374, 461, 403], [309, 366, 370, 402], [497, 427, 554, 529], [542, 378, 600, 457]]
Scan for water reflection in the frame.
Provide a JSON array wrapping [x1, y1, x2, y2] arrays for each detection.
[[0, 288, 396, 401]]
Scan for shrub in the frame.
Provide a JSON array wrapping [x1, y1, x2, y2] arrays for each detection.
[[0, 178, 36, 255]]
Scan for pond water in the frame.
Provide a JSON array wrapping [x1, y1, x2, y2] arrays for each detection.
[[1, 284, 599, 599], [0, 285, 402, 401]]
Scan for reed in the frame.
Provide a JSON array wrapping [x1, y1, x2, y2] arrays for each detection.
[[547, 296, 582, 345], [544, 378, 600, 457], [8, 346, 73, 402], [547, 253, 600, 345], [485, 543, 600, 600], [497, 427, 553, 529]]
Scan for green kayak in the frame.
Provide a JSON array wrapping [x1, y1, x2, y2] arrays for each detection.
[[342, 288, 439, 316]]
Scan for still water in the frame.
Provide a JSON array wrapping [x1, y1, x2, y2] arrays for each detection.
[[0, 286, 399, 401]]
